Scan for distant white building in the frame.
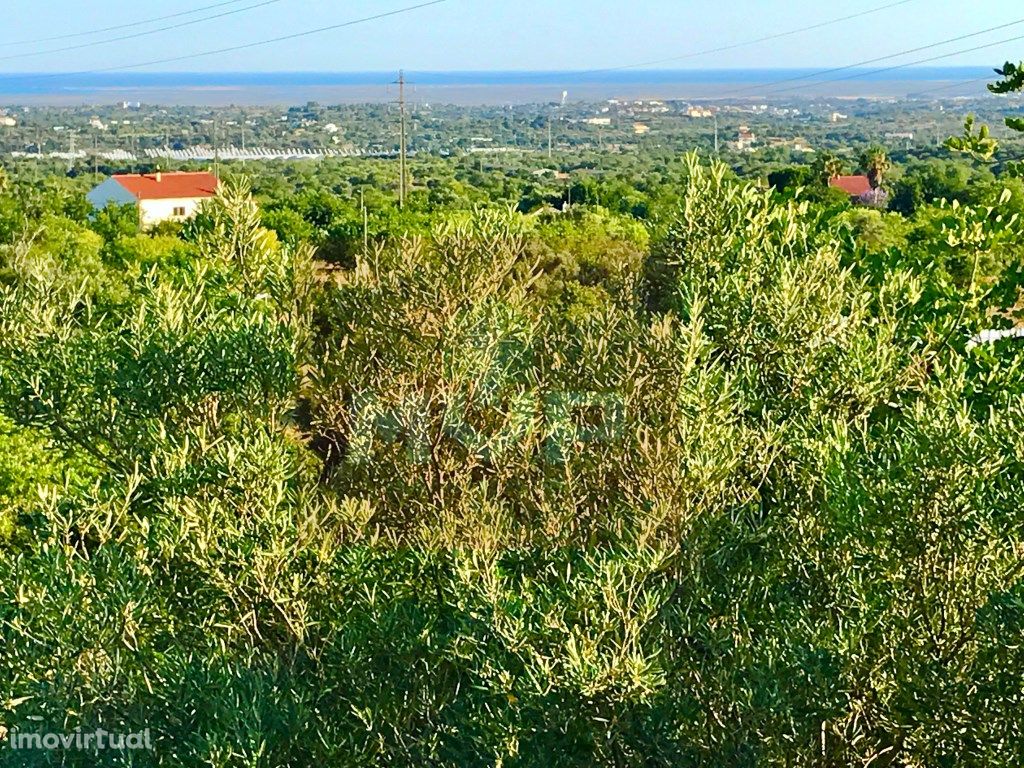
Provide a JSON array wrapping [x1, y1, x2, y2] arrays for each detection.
[[687, 106, 715, 118], [0, 115, 16, 127], [766, 136, 814, 153], [733, 126, 758, 151], [87, 171, 219, 229]]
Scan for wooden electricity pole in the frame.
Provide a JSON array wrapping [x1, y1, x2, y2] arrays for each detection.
[[397, 70, 408, 208], [360, 188, 368, 253], [213, 118, 221, 180]]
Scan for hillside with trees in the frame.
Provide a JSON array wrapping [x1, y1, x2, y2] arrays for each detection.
[[1, 69, 1024, 767]]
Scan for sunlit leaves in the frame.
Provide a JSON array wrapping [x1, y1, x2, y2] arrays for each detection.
[[945, 115, 999, 162], [989, 61, 1024, 97]]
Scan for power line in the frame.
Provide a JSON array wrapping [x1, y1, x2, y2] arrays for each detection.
[[0, 0, 254, 47], [763, 33, 1024, 97], [715, 14, 1024, 99], [0, 0, 287, 64], [585, 0, 919, 74], [0, 0, 451, 82], [911, 75, 993, 97]]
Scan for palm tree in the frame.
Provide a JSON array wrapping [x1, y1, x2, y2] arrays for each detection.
[[860, 147, 890, 189]]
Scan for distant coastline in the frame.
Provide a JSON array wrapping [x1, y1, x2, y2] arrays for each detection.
[[0, 67, 1000, 106]]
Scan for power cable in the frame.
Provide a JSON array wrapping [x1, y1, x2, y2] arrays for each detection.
[[714, 15, 1024, 99], [909, 75, 992, 97], [0, 0, 254, 47], [761, 31, 1024, 97], [584, 0, 920, 74], [0, 0, 287, 64], [0, 0, 451, 82]]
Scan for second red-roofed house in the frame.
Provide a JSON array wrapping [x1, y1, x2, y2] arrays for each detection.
[[828, 174, 873, 198], [88, 171, 219, 229]]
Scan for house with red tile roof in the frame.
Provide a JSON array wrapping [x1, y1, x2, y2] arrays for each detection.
[[828, 175, 873, 198], [88, 171, 219, 228]]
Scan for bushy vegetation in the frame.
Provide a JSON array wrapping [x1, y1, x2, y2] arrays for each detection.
[[1, 96, 1024, 766]]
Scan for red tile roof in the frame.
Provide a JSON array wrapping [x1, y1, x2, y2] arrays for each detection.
[[829, 175, 873, 197], [112, 172, 219, 201]]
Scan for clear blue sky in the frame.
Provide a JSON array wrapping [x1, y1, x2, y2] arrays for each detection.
[[1, 0, 1022, 73]]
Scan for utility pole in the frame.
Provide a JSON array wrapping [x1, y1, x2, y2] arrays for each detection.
[[360, 189, 368, 254], [714, 112, 720, 155], [213, 119, 221, 180], [397, 70, 408, 208], [548, 114, 553, 160]]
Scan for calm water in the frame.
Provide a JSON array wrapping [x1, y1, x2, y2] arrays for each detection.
[[0, 68, 998, 105]]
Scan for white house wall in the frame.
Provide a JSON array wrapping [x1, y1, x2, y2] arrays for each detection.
[[138, 197, 209, 229]]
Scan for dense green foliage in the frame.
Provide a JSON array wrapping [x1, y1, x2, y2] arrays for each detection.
[[1, 119, 1024, 767]]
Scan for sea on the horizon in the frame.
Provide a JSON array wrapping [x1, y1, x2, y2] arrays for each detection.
[[0, 67, 1001, 106]]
